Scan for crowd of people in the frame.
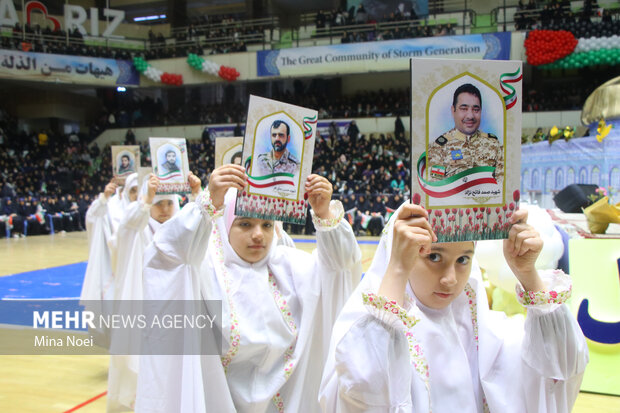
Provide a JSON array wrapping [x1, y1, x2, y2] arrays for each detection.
[[0, 104, 411, 238], [88, 78, 600, 141], [2, 1, 619, 61], [2, 23, 134, 60], [87, 87, 410, 137], [515, 0, 619, 34], [315, 4, 457, 44]]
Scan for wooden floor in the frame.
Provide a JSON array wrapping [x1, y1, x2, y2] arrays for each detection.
[[0, 232, 618, 412]]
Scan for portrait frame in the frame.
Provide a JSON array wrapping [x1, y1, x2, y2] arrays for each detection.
[[111, 145, 139, 185], [235, 95, 317, 225], [149, 137, 191, 195], [215, 136, 243, 168], [410, 58, 522, 242]]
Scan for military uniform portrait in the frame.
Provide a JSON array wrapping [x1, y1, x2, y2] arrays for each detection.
[[235, 95, 317, 224], [255, 119, 300, 176], [427, 83, 504, 185], [411, 58, 521, 241], [157, 145, 181, 176], [111, 145, 140, 185], [116, 153, 135, 175], [149, 137, 191, 194]]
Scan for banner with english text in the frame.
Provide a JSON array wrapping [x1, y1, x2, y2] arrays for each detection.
[[257, 32, 510, 77]]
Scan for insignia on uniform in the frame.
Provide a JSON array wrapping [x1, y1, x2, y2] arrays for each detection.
[[435, 136, 447, 146], [488, 133, 498, 140], [430, 165, 446, 177], [451, 150, 463, 160]]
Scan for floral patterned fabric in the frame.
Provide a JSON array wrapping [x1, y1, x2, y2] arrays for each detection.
[[515, 269, 572, 307], [362, 292, 418, 330]]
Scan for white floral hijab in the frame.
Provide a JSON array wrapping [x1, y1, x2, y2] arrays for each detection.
[[321, 200, 495, 412]]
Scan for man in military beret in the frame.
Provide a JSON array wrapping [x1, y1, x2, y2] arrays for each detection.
[[427, 83, 504, 184], [256, 120, 300, 176]]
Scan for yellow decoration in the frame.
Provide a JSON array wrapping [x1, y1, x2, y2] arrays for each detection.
[[550, 125, 559, 136], [596, 118, 613, 142], [563, 126, 575, 140], [583, 196, 620, 234], [548, 125, 562, 145]]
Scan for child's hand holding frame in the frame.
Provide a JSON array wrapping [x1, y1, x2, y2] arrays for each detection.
[[305, 174, 333, 220], [380, 204, 438, 305], [503, 209, 546, 292]]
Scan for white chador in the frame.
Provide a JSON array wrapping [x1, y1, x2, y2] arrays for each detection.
[[80, 174, 138, 303], [107, 181, 180, 412], [319, 202, 589, 413], [136, 189, 362, 413]]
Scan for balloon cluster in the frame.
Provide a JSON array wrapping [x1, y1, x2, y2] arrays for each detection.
[[218, 65, 240, 81], [143, 66, 163, 82], [524, 30, 578, 66], [186, 53, 240, 81], [186, 53, 204, 71], [201, 60, 220, 76], [132, 56, 149, 73], [575, 34, 620, 52], [161, 73, 183, 85], [542, 48, 620, 69], [133, 56, 183, 85]]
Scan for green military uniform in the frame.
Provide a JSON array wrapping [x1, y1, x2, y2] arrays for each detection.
[[256, 148, 299, 175], [426, 128, 504, 184]]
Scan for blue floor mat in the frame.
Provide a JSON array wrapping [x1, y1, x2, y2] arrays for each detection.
[[0, 262, 87, 300]]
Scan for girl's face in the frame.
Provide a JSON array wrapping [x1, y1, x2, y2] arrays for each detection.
[[409, 241, 474, 309], [228, 217, 274, 263], [151, 200, 174, 223], [129, 186, 138, 202]]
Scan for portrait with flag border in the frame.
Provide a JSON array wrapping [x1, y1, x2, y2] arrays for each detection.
[[235, 95, 317, 224], [410, 58, 522, 241], [111, 145, 139, 186], [149, 137, 191, 195]]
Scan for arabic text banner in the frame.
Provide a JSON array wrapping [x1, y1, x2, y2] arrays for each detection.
[[0, 50, 139, 86], [257, 32, 511, 77]]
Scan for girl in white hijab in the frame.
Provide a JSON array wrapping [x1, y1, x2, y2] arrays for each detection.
[[81, 173, 139, 303], [319, 203, 588, 413], [136, 164, 362, 413], [107, 172, 196, 412]]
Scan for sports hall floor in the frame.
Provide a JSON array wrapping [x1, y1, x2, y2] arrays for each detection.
[[0, 232, 618, 412]]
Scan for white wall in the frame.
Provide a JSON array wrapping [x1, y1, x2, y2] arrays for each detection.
[[523, 111, 582, 129]]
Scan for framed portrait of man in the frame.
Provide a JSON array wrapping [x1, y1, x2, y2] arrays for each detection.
[[111, 145, 139, 185], [215, 136, 243, 168], [235, 95, 317, 224], [149, 137, 191, 194], [410, 58, 522, 241]]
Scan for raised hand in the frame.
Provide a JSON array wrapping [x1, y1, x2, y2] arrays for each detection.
[[103, 181, 118, 199], [379, 204, 436, 305], [188, 172, 202, 197], [144, 174, 159, 205], [503, 208, 545, 292], [209, 164, 247, 209], [305, 174, 333, 219]]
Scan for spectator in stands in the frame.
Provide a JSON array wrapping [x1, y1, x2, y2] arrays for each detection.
[[125, 129, 136, 145], [347, 120, 360, 146]]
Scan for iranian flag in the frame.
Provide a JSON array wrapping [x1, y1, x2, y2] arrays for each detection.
[[416, 152, 497, 198]]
